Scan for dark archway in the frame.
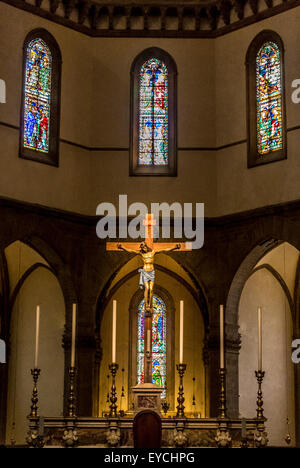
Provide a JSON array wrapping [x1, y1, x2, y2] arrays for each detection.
[[94, 255, 208, 417], [0, 237, 77, 443], [226, 238, 300, 445]]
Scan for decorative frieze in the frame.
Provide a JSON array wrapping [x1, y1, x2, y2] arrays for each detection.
[[2, 0, 300, 37]]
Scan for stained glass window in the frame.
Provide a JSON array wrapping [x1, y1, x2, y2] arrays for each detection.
[[256, 41, 282, 155], [138, 58, 168, 166], [24, 38, 52, 153], [137, 296, 167, 397]]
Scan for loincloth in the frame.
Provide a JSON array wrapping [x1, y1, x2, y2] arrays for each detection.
[[138, 268, 155, 289]]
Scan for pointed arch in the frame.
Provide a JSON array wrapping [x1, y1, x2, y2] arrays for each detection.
[[246, 30, 286, 168], [20, 28, 62, 166], [130, 47, 177, 176]]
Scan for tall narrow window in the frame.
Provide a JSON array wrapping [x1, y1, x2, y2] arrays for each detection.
[[246, 31, 286, 168], [0, 79, 6, 104], [139, 59, 168, 166], [137, 295, 167, 397], [131, 48, 177, 176], [24, 38, 51, 153], [20, 29, 61, 166], [256, 42, 282, 154]]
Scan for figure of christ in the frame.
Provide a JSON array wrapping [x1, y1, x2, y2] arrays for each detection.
[[117, 241, 181, 311]]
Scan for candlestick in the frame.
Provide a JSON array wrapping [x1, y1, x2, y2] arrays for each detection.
[[34, 306, 40, 369], [30, 368, 41, 417], [71, 304, 77, 368], [253, 368, 268, 447], [176, 363, 186, 418], [255, 369, 265, 420], [219, 367, 227, 419], [220, 304, 224, 369], [179, 301, 184, 364], [112, 300, 117, 363], [109, 362, 119, 417], [68, 366, 76, 417], [258, 307, 262, 371], [285, 418, 292, 445]]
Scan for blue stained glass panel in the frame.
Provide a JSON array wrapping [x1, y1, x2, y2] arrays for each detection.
[[137, 296, 167, 397], [138, 58, 168, 166], [256, 41, 282, 155], [24, 38, 52, 153]]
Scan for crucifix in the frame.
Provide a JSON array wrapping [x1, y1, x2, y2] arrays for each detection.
[[106, 213, 191, 385]]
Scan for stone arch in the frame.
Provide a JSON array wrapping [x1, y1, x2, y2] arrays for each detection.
[[227, 236, 300, 443], [95, 255, 209, 337], [222, 212, 300, 419], [95, 254, 207, 416], [226, 238, 282, 329], [0, 236, 77, 434], [4, 236, 77, 326], [250, 263, 295, 321], [225, 213, 300, 330]]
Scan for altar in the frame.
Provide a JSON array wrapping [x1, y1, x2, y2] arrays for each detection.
[[27, 415, 265, 448], [24, 213, 270, 449]]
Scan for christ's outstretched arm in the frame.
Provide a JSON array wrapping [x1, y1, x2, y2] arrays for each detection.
[[117, 244, 140, 254], [155, 244, 181, 254]]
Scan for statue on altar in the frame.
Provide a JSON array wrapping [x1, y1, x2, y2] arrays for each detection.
[[118, 241, 181, 311]]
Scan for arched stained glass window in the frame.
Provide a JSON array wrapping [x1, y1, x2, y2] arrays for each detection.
[[256, 42, 282, 155], [20, 29, 61, 166], [131, 48, 177, 176], [139, 58, 168, 166], [24, 38, 52, 153], [137, 296, 167, 397], [246, 31, 286, 168]]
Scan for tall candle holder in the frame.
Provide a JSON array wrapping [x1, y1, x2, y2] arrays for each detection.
[[176, 363, 186, 418], [30, 368, 41, 417], [219, 368, 227, 419], [253, 369, 268, 447], [109, 363, 119, 418], [215, 368, 232, 447], [255, 370, 265, 420], [68, 366, 77, 418]]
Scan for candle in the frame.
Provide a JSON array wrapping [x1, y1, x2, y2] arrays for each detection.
[[220, 304, 224, 369], [34, 305, 40, 369], [179, 300, 184, 363], [71, 304, 77, 367], [258, 307, 262, 371], [112, 300, 117, 363], [147, 329, 151, 353]]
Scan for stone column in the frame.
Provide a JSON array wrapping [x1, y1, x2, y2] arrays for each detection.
[[76, 335, 98, 416], [0, 361, 8, 444], [294, 330, 300, 448], [92, 336, 102, 417], [225, 323, 241, 418], [206, 327, 221, 418]]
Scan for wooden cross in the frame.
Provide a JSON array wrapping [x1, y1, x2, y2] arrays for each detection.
[[106, 213, 192, 385], [106, 213, 192, 252]]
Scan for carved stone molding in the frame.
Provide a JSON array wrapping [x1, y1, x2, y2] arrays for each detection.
[[2, 0, 300, 38]]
